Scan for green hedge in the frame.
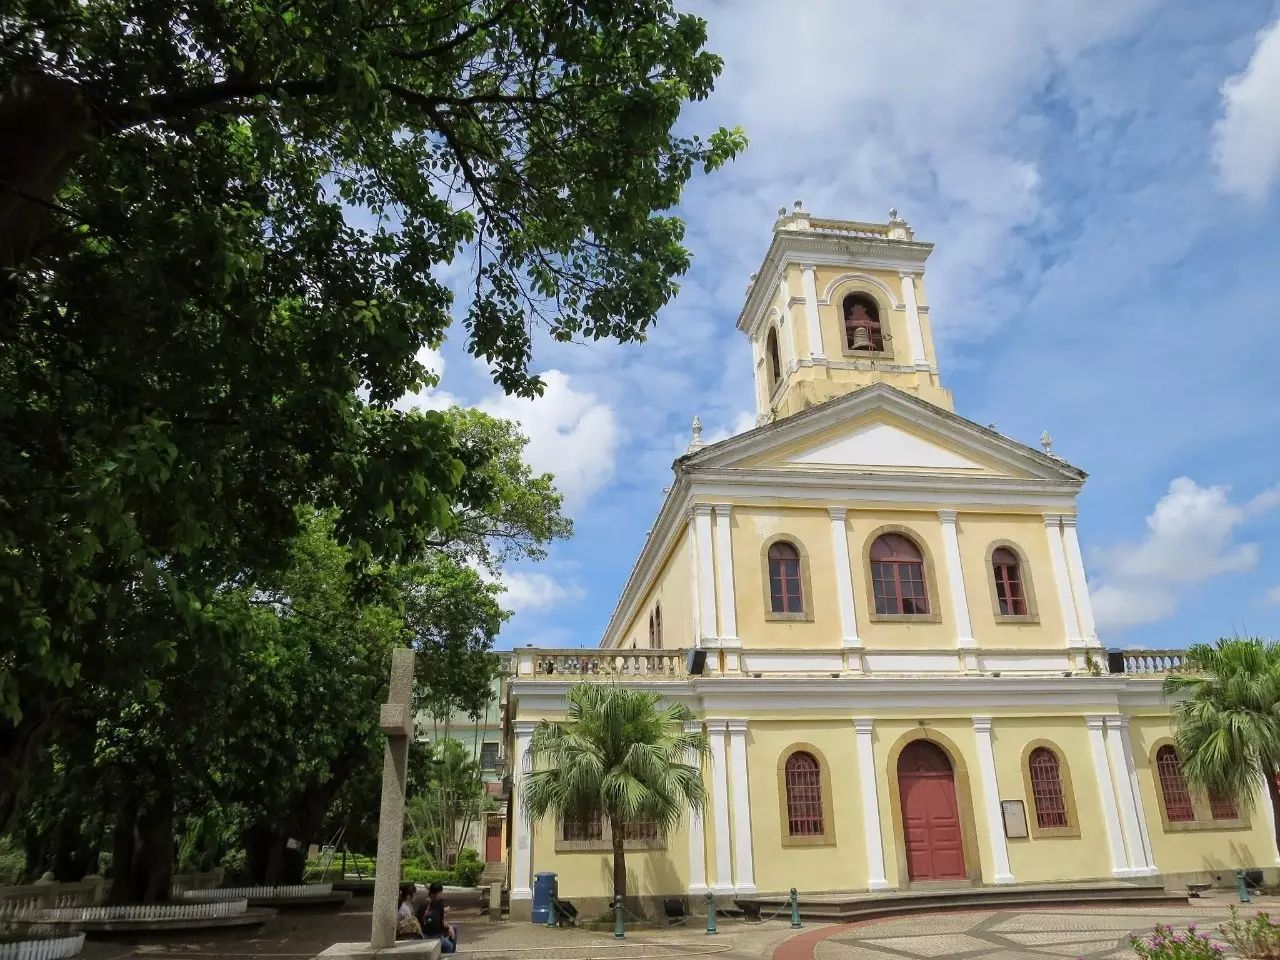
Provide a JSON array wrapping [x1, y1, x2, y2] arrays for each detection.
[[306, 853, 485, 887]]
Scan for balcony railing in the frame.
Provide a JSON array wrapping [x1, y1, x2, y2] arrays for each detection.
[[807, 217, 893, 239], [1110, 649, 1185, 675], [515, 648, 685, 679]]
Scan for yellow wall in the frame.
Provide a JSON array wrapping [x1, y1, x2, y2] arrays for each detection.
[[1127, 714, 1278, 875], [741, 720, 866, 890], [620, 526, 693, 650], [527, 812, 692, 902]]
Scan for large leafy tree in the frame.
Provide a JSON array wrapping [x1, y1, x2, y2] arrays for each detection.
[[523, 683, 708, 904], [0, 0, 744, 813], [1164, 637, 1280, 852]]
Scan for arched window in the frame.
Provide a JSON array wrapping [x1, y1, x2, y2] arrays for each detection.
[[842, 293, 883, 352], [1209, 792, 1239, 821], [768, 541, 803, 614], [652, 604, 663, 650], [1156, 745, 1195, 822], [766, 327, 782, 390], [870, 533, 929, 615], [783, 751, 823, 836], [1028, 747, 1068, 829], [991, 547, 1028, 616]]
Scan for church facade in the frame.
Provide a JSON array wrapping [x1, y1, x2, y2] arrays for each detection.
[[503, 207, 1280, 916]]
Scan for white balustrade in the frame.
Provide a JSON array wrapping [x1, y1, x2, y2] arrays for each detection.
[[0, 933, 85, 960], [525, 649, 684, 679], [1120, 650, 1185, 675]]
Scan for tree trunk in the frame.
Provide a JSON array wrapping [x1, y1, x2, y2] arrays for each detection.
[[0, 72, 92, 278], [610, 821, 626, 904], [108, 779, 174, 904]]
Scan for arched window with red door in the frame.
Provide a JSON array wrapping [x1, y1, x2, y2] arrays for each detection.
[[782, 750, 826, 840], [870, 532, 930, 616], [767, 540, 804, 615], [1155, 745, 1195, 823]]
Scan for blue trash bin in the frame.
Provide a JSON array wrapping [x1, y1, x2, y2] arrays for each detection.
[[532, 872, 557, 925]]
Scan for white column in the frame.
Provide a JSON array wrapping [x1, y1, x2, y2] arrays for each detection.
[[685, 720, 709, 894], [714, 505, 739, 644], [1257, 773, 1280, 866], [938, 511, 976, 651], [828, 507, 862, 648], [688, 514, 700, 647], [853, 719, 890, 890], [694, 505, 717, 643], [510, 720, 537, 901], [1043, 514, 1082, 645], [1103, 716, 1146, 875], [1059, 516, 1098, 643], [1109, 716, 1158, 874], [1080, 716, 1131, 880], [899, 272, 930, 371], [706, 721, 734, 894], [971, 717, 1015, 884], [1084, 715, 1130, 878], [800, 263, 825, 361], [726, 720, 757, 895]]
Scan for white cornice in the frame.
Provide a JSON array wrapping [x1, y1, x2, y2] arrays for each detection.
[[689, 470, 1081, 507], [511, 675, 1171, 715]]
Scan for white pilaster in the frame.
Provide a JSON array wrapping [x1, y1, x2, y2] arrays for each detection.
[[714, 505, 739, 644], [688, 513, 700, 647], [971, 717, 1015, 884], [899, 272, 930, 371], [1043, 514, 1082, 645], [800, 263, 825, 361], [706, 721, 734, 895], [779, 277, 798, 370], [828, 507, 862, 648], [1103, 716, 1147, 875], [510, 720, 537, 901], [938, 511, 976, 653], [1059, 516, 1098, 643], [726, 720, 756, 895], [853, 719, 890, 890], [1085, 715, 1131, 877], [694, 505, 717, 643], [685, 720, 708, 894], [1109, 716, 1158, 874], [1257, 774, 1280, 865]]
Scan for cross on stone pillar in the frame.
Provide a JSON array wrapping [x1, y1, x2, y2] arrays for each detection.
[[370, 647, 416, 949]]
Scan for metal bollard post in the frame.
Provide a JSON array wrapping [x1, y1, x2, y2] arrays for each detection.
[[547, 896, 558, 928], [790, 887, 802, 929], [614, 895, 625, 938], [1235, 869, 1252, 903], [705, 891, 717, 935]]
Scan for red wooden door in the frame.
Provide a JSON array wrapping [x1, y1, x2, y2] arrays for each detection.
[[898, 740, 966, 881], [485, 816, 503, 862]]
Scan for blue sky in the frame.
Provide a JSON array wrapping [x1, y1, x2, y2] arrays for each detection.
[[404, 0, 1280, 652]]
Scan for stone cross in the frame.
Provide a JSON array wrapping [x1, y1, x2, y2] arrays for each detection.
[[370, 647, 416, 949]]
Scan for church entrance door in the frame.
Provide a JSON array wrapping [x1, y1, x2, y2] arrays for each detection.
[[897, 740, 966, 882], [485, 816, 503, 862]]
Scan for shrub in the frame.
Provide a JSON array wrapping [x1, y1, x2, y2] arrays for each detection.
[[456, 847, 480, 864], [401, 865, 454, 886], [1130, 923, 1225, 960], [453, 859, 484, 887], [1220, 906, 1280, 959], [0, 835, 26, 885]]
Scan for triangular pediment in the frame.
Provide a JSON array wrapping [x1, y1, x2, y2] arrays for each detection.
[[682, 385, 1085, 483]]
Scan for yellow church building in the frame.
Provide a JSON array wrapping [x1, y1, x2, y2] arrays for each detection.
[[503, 206, 1280, 917]]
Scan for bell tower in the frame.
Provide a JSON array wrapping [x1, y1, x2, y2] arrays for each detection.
[[738, 204, 953, 421]]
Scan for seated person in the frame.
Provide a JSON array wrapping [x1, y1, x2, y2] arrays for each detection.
[[395, 884, 422, 939], [418, 881, 457, 953]]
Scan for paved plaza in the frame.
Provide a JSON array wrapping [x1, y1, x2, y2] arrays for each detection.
[[73, 892, 1275, 960]]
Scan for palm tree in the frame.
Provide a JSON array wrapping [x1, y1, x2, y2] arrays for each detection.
[[1164, 638, 1280, 849], [522, 682, 709, 904]]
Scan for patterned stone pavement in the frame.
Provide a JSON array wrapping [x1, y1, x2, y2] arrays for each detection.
[[804, 903, 1254, 960]]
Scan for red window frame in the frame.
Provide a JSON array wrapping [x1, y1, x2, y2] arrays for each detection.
[[992, 547, 1028, 616], [1208, 792, 1239, 820], [870, 534, 929, 615], [1028, 747, 1069, 829], [1156, 746, 1195, 822], [784, 751, 824, 837], [768, 542, 804, 614], [621, 818, 660, 841], [843, 294, 884, 352], [563, 811, 603, 841]]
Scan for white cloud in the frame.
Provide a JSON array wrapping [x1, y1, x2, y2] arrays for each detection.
[[1213, 17, 1280, 202], [498, 570, 586, 614], [395, 345, 458, 411], [1265, 585, 1280, 607], [480, 369, 618, 512], [1091, 477, 1279, 631]]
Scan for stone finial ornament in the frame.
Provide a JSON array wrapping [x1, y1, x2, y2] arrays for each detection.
[[687, 415, 706, 453], [1040, 430, 1054, 456]]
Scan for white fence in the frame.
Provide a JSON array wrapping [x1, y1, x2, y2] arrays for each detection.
[[180, 884, 332, 901], [0, 934, 85, 960]]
